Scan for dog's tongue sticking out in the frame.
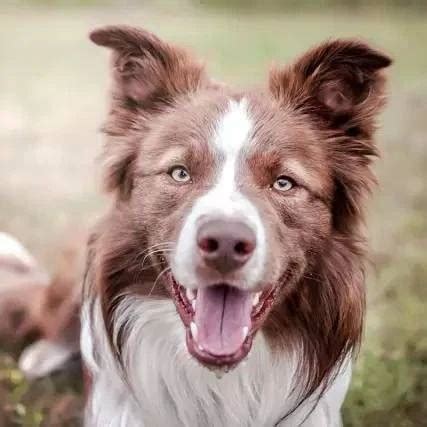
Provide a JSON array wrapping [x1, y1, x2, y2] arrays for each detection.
[[194, 285, 252, 356]]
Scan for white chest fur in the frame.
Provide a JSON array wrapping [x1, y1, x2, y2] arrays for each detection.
[[81, 297, 350, 427]]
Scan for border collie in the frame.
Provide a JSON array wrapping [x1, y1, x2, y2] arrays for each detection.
[[0, 232, 82, 379], [82, 25, 391, 426]]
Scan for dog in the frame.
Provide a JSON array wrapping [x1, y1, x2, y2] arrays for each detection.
[[81, 25, 391, 426], [0, 232, 50, 346], [17, 231, 84, 379], [0, 231, 83, 379]]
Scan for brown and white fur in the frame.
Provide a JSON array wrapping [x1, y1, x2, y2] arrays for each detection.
[[0, 232, 83, 379], [82, 25, 391, 426]]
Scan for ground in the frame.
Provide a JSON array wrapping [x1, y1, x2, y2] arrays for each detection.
[[0, 3, 426, 426]]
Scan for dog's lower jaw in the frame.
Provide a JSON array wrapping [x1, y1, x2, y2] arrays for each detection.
[[81, 297, 351, 427]]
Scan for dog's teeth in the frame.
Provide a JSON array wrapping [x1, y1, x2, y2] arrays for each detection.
[[192, 300, 196, 311], [252, 292, 261, 307], [198, 344, 204, 351], [190, 322, 198, 340], [186, 288, 195, 301], [242, 326, 249, 339]]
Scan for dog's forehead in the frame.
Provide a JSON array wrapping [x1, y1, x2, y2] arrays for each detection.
[[211, 98, 252, 157], [206, 94, 324, 159], [209, 95, 330, 183]]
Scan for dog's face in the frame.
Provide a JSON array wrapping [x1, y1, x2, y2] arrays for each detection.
[[131, 93, 333, 365], [91, 26, 390, 377]]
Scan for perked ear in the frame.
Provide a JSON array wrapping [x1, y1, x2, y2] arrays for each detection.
[[269, 39, 392, 136], [90, 25, 206, 110], [90, 26, 206, 197]]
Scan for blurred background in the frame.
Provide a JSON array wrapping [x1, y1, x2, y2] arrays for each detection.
[[1, 0, 426, 425]]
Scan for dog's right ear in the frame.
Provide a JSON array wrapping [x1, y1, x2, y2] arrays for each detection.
[[90, 25, 206, 110], [90, 26, 206, 197]]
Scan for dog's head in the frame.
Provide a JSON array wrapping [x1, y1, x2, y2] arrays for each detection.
[[91, 25, 390, 396]]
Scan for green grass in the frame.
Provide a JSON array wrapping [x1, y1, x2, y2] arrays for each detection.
[[0, 3, 426, 425]]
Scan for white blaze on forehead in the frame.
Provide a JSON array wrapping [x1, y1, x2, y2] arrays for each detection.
[[211, 99, 252, 206], [172, 98, 267, 290], [215, 98, 252, 163]]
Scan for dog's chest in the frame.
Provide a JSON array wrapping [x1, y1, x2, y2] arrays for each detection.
[[82, 298, 347, 427]]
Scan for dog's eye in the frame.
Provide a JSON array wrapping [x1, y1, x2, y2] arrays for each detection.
[[272, 176, 295, 192], [169, 166, 191, 183]]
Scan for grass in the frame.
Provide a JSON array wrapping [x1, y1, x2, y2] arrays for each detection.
[[0, 3, 426, 425]]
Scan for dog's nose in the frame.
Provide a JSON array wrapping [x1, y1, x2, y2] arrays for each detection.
[[196, 219, 256, 274]]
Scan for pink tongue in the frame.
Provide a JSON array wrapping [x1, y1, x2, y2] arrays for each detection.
[[194, 285, 252, 356]]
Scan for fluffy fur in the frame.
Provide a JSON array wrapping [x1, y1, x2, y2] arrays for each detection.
[[82, 297, 351, 426], [82, 25, 391, 426]]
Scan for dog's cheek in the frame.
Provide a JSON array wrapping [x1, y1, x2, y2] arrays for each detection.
[[269, 196, 331, 277], [132, 178, 193, 245], [133, 178, 178, 216], [303, 200, 332, 252], [292, 201, 332, 273]]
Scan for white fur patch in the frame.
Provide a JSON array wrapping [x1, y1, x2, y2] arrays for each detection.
[[217, 98, 251, 146], [82, 297, 350, 427], [19, 339, 78, 380], [0, 232, 49, 294], [0, 232, 38, 270], [173, 99, 266, 291]]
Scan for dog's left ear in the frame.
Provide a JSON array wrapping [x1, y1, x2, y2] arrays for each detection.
[[269, 39, 392, 136], [90, 25, 206, 109]]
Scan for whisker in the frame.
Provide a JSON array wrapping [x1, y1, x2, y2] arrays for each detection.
[[140, 256, 172, 272], [129, 242, 173, 285], [129, 242, 173, 263], [148, 266, 171, 296], [140, 248, 171, 270]]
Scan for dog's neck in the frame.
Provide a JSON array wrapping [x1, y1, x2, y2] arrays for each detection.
[[81, 295, 350, 427]]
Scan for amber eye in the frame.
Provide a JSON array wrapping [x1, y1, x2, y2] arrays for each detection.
[[272, 176, 295, 192], [169, 166, 191, 183]]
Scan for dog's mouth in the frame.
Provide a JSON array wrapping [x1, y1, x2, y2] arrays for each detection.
[[168, 274, 278, 369]]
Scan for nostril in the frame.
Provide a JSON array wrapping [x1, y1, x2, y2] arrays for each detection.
[[199, 237, 219, 253], [234, 240, 254, 256]]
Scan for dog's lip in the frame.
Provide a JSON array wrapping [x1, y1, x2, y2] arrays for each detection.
[[185, 327, 254, 369], [167, 273, 278, 369]]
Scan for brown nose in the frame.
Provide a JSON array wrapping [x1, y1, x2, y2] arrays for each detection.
[[196, 219, 256, 274]]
